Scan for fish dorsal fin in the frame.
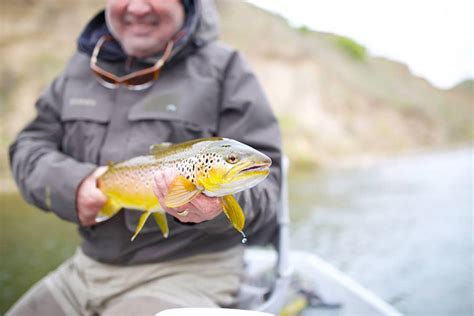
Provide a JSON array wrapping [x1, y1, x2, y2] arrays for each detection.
[[107, 160, 115, 168], [149, 137, 225, 159], [149, 143, 172, 155], [221, 195, 246, 232], [164, 175, 202, 208]]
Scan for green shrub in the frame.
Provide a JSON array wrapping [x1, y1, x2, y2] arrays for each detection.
[[335, 35, 367, 61], [297, 25, 312, 35]]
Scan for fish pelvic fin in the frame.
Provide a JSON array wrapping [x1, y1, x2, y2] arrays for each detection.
[[131, 211, 153, 241], [152, 210, 169, 238], [164, 175, 202, 208], [96, 198, 121, 223], [221, 195, 246, 233]]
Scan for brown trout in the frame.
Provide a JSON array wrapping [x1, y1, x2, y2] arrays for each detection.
[[96, 137, 272, 241]]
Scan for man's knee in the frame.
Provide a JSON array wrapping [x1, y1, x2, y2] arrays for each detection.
[[6, 281, 65, 316]]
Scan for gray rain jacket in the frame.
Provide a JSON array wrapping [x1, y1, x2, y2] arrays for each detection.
[[9, 0, 282, 265]]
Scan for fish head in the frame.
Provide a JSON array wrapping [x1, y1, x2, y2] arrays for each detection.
[[197, 138, 272, 196]]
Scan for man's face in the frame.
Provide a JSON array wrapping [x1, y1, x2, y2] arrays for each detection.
[[106, 0, 185, 58]]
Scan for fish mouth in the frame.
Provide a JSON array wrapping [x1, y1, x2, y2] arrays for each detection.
[[214, 161, 271, 196], [224, 156, 272, 180], [238, 162, 271, 174], [228, 161, 271, 180]]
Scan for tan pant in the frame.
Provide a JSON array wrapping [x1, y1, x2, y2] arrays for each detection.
[[7, 246, 244, 316]]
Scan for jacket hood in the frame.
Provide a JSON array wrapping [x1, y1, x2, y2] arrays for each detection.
[[77, 0, 219, 62]]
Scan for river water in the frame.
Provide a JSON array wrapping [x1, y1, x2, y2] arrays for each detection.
[[289, 148, 473, 315]]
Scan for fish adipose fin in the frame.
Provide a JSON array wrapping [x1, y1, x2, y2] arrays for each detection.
[[131, 211, 153, 241], [96, 198, 121, 222], [221, 195, 246, 233], [164, 175, 201, 208], [152, 210, 169, 238], [149, 143, 172, 155]]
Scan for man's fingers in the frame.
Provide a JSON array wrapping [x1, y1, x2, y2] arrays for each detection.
[[153, 173, 167, 200], [82, 187, 107, 209], [152, 169, 222, 223], [78, 208, 99, 227], [77, 166, 109, 226], [153, 169, 179, 205], [91, 187, 108, 203], [190, 195, 222, 213]]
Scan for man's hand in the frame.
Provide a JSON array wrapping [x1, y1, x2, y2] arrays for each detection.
[[153, 169, 222, 223], [76, 166, 108, 226]]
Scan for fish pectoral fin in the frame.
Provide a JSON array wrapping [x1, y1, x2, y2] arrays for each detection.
[[152, 210, 169, 238], [164, 175, 201, 208], [221, 195, 246, 233], [131, 211, 153, 241], [96, 198, 121, 222]]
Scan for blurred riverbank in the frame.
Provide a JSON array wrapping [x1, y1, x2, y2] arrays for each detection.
[[0, 192, 80, 313]]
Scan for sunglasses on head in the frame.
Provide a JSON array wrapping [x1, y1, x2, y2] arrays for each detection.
[[90, 35, 173, 91]]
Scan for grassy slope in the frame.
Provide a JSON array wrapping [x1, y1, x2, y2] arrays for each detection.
[[0, 1, 105, 185], [216, 1, 473, 166], [451, 79, 474, 97]]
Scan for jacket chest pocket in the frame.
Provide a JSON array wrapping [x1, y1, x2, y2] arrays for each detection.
[[61, 101, 111, 164], [125, 100, 217, 157]]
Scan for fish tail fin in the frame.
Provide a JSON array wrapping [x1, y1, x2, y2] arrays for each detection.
[[221, 195, 246, 235], [131, 211, 153, 241], [95, 198, 121, 223], [152, 210, 169, 238]]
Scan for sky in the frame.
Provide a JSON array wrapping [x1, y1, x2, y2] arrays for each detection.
[[247, 0, 474, 89]]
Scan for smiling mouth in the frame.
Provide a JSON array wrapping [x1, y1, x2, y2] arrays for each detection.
[[125, 21, 159, 26], [124, 13, 160, 25]]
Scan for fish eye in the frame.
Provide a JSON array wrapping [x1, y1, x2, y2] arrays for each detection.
[[226, 153, 239, 164]]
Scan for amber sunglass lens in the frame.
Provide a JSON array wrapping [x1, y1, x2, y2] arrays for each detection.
[[95, 72, 117, 84], [125, 71, 159, 87]]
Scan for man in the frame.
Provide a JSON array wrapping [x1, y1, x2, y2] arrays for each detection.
[[8, 0, 282, 315]]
